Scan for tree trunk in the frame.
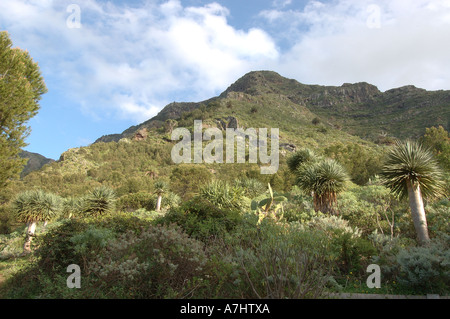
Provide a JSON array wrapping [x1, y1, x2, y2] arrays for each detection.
[[314, 193, 337, 215], [156, 195, 162, 211], [406, 180, 430, 245], [23, 221, 37, 254]]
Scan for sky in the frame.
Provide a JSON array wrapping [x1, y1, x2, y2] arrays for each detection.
[[1, 0, 450, 160]]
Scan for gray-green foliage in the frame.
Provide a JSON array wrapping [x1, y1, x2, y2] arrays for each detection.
[[13, 189, 61, 223], [88, 224, 207, 298], [380, 140, 445, 199], [396, 234, 450, 293], [307, 215, 361, 239], [200, 180, 249, 210], [233, 221, 332, 299], [234, 178, 266, 198], [0, 231, 24, 259], [82, 186, 116, 217], [69, 226, 114, 257]]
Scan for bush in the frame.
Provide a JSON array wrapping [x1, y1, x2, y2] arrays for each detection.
[[307, 215, 361, 238], [232, 220, 333, 299], [69, 225, 115, 268], [35, 214, 151, 274], [0, 230, 25, 260], [88, 224, 207, 298], [426, 200, 450, 235], [199, 180, 250, 211], [338, 185, 401, 236], [0, 205, 12, 234], [396, 234, 450, 294], [116, 192, 156, 212], [306, 216, 377, 276], [159, 198, 243, 242], [234, 178, 266, 199], [82, 186, 116, 217]]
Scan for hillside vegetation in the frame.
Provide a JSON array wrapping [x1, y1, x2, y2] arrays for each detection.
[[0, 71, 449, 299]]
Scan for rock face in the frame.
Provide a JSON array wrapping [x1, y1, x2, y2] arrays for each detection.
[[216, 116, 239, 130], [280, 143, 297, 152], [133, 128, 149, 141]]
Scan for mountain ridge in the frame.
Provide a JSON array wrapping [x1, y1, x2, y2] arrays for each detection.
[[94, 70, 449, 143]]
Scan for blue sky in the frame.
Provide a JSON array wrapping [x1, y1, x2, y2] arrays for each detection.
[[1, 0, 450, 160]]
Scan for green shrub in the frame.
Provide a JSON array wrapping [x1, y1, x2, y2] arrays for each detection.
[[0, 205, 12, 234], [396, 234, 450, 294], [232, 221, 333, 299], [307, 215, 361, 238], [234, 178, 266, 198], [88, 224, 207, 298], [82, 186, 116, 217], [426, 200, 450, 235], [160, 198, 243, 242], [306, 216, 376, 276], [199, 180, 249, 211], [69, 226, 115, 262], [0, 231, 25, 259], [116, 191, 156, 212]]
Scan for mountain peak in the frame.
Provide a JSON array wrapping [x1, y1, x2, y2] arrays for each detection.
[[220, 70, 298, 97]]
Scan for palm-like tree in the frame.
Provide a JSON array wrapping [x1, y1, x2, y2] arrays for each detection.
[[13, 189, 61, 254], [380, 140, 445, 245], [199, 180, 246, 210], [154, 181, 168, 211], [83, 186, 116, 217], [296, 159, 349, 215], [234, 178, 265, 199], [287, 148, 317, 173], [62, 196, 84, 219]]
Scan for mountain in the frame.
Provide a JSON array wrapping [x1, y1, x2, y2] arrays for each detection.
[[16, 70, 449, 197], [19, 150, 55, 177], [95, 71, 449, 144]]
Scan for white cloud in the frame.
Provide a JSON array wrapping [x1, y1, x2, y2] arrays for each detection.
[[2, 0, 450, 127], [0, 0, 278, 123], [260, 0, 450, 91]]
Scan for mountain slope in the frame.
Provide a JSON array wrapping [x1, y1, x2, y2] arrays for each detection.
[[19, 150, 54, 177], [96, 71, 449, 143], [15, 70, 449, 198]]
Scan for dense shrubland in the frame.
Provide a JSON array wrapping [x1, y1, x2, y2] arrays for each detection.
[[0, 128, 449, 298]]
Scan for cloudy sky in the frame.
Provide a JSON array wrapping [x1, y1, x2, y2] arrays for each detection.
[[1, 0, 450, 159]]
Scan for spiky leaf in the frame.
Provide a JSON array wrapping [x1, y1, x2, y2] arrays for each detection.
[[380, 140, 445, 199]]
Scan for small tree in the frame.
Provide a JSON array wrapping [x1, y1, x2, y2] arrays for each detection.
[[154, 181, 167, 211], [287, 148, 317, 173], [13, 189, 61, 254], [380, 140, 445, 245], [288, 149, 348, 215], [83, 186, 116, 217], [296, 159, 349, 215], [199, 180, 248, 211]]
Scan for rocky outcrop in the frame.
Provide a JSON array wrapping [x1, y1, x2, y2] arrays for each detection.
[[133, 128, 149, 141], [216, 116, 239, 130]]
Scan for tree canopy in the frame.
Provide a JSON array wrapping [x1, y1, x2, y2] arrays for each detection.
[[0, 31, 47, 188]]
